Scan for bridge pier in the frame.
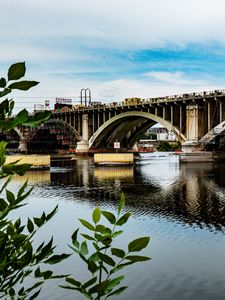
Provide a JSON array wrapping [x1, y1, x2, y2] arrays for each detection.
[[182, 104, 200, 152], [76, 114, 89, 153]]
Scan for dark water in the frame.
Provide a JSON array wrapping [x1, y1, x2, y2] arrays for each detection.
[[7, 153, 225, 300]]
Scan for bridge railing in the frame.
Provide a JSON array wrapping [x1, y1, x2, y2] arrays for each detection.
[[49, 88, 225, 114]]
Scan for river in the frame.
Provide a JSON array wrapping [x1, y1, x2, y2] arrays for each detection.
[[7, 153, 225, 300]]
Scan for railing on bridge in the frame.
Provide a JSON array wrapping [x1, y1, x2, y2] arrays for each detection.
[[50, 88, 225, 114]]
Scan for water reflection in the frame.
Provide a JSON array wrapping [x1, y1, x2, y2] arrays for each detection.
[[49, 156, 225, 232], [11, 170, 50, 183], [94, 166, 134, 179], [8, 155, 225, 300]]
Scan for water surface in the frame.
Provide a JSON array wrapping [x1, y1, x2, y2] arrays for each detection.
[[8, 153, 225, 300]]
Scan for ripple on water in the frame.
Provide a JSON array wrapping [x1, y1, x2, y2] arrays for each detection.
[[7, 154, 225, 300]]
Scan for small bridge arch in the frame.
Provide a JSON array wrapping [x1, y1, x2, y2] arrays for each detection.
[[27, 119, 83, 153]]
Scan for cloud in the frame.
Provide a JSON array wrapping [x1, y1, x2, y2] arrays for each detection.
[[2, 0, 225, 49], [1, 0, 225, 113], [144, 71, 208, 87]]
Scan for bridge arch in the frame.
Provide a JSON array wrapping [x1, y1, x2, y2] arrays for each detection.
[[45, 119, 82, 141], [89, 111, 186, 149], [28, 119, 82, 153]]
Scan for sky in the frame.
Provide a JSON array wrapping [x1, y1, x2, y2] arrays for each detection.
[[1, 0, 225, 111]]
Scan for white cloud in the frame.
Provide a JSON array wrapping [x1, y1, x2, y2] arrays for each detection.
[[2, 0, 225, 49], [1, 0, 225, 111], [144, 71, 207, 87]]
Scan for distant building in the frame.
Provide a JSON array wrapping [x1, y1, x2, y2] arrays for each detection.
[[146, 124, 177, 141]]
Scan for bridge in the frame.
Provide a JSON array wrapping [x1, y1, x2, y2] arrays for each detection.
[[11, 89, 225, 153]]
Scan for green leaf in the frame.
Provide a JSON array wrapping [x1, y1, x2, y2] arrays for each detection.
[[95, 224, 106, 233], [41, 270, 53, 279], [9, 100, 15, 115], [66, 277, 81, 287], [111, 248, 125, 258], [88, 280, 110, 294], [112, 230, 123, 238], [101, 211, 116, 224], [27, 218, 34, 233], [71, 228, 79, 241], [128, 237, 150, 252], [34, 267, 41, 277], [107, 275, 125, 291], [28, 288, 42, 300], [88, 252, 99, 262], [0, 141, 7, 166], [0, 176, 12, 194], [35, 237, 54, 262], [23, 111, 52, 127], [79, 219, 95, 231], [8, 62, 26, 81], [8, 80, 39, 90], [107, 286, 128, 297], [17, 179, 28, 197], [116, 212, 131, 226], [98, 252, 116, 267], [81, 233, 95, 241], [9, 287, 15, 296], [92, 207, 101, 224], [118, 192, 125, 214], [68, 245, 80, 254], [0, 88, 11, 98], [126, 255, 151, 262], [101, 236, 112, 246], [88, 260, 98, 273], [44, 253, 71, 264], [0, 198, 8, 211], [6, 189, 15, 204], [12, 109, 29, 127], [26, 281, 43, 293], [80, 241, 88, 256], [83, 276, 97, 289], [46, 205, 58, 221], [0, 77, 6, 88], [33, 217, 44, 227], [2, 162, 32, 176], [59, 285, 79, 291], [109, 261, 134, 274]]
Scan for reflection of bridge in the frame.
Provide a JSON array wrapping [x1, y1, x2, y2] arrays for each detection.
[[16, 89, 225, 153]]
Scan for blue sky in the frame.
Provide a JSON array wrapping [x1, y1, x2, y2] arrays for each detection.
[[1, 0, 225, 111]]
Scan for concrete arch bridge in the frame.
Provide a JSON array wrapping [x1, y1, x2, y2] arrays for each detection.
[[15, 89, 225, 153]]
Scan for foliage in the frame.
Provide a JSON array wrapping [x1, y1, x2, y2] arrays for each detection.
[[61, 193, 151, 300], [0, 62, 51, 133], [0, 62, 151, 299], [157, 141, 181, 151], [0, 62, 69, 299]]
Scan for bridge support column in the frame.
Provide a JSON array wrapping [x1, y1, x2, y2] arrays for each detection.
[[182, 104, 199, 152], [76, 114, 89, 153]]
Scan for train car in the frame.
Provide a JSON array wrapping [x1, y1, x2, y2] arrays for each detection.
[[123, 97, 142, 106], [72, 104, 85, 110], [89, 101, 102, 108]]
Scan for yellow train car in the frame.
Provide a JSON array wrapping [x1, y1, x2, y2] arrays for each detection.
[[123, 97, 142, 106], [72, 104, 85, 110]]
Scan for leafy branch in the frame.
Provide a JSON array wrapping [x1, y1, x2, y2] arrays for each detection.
[[61, 193, 151, 300], [0, 62, 68, 299]]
